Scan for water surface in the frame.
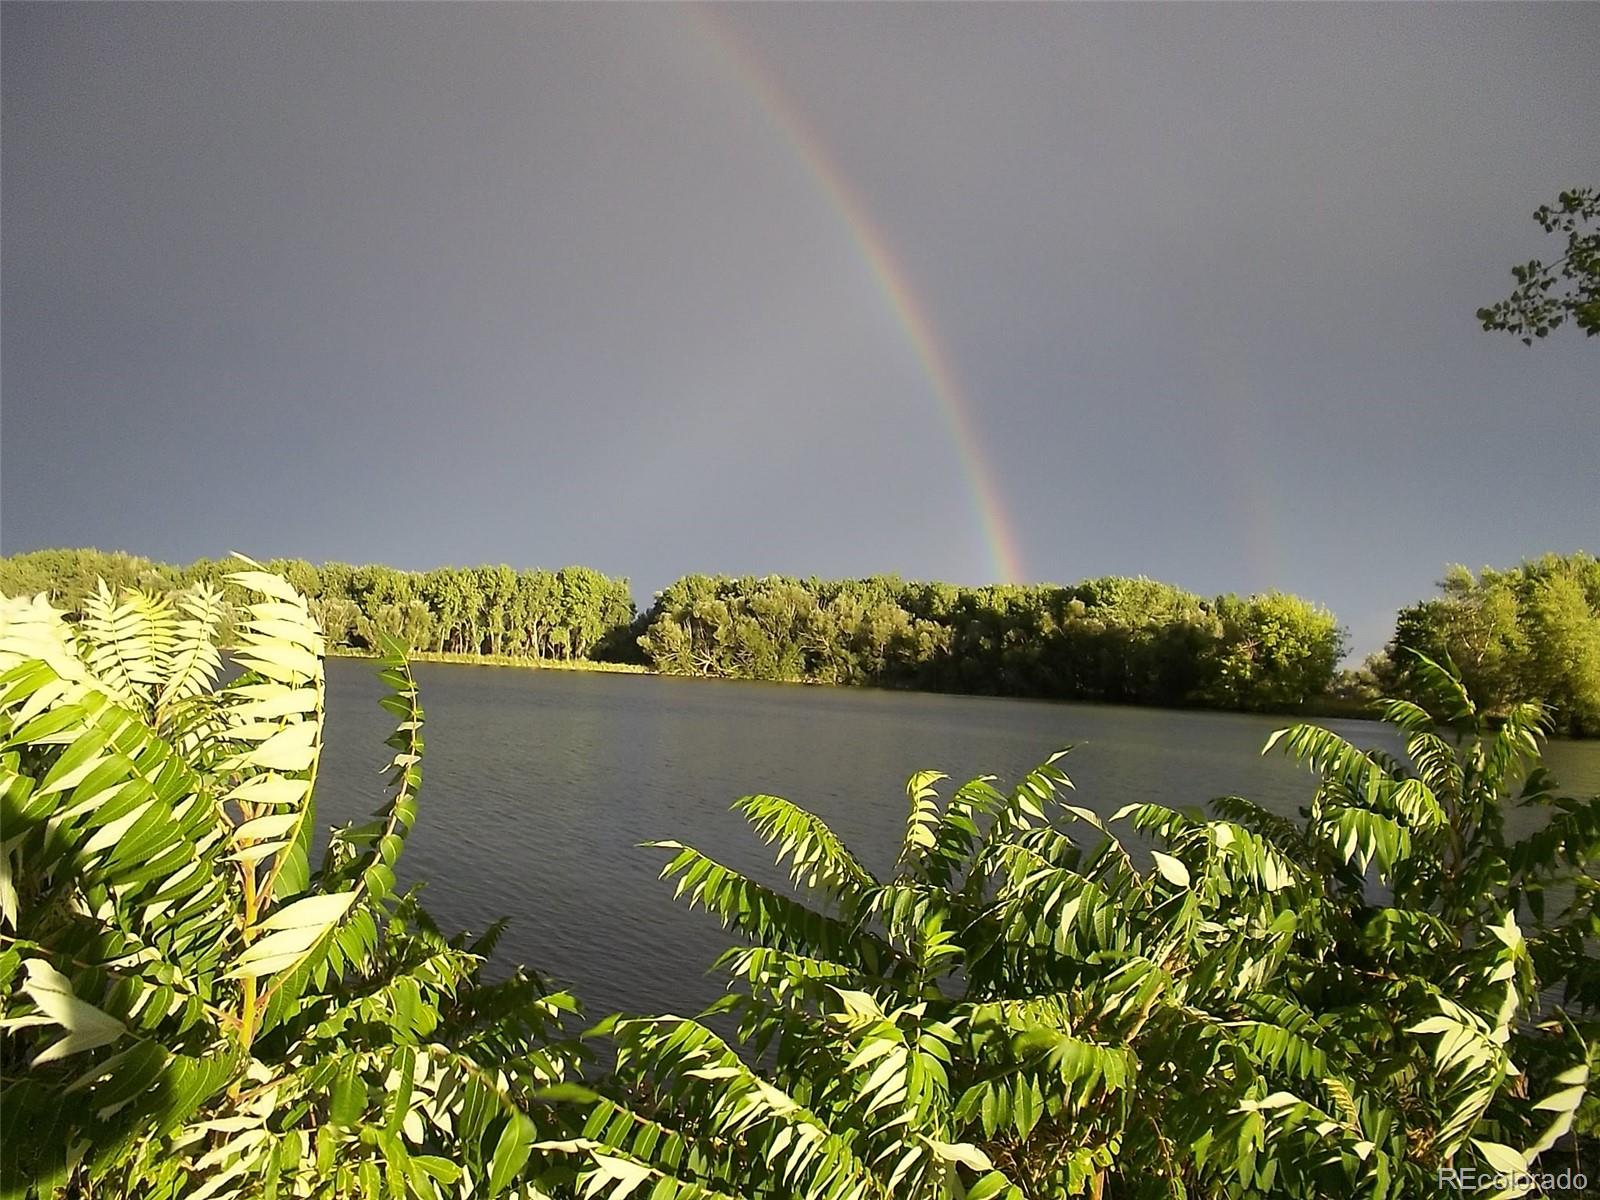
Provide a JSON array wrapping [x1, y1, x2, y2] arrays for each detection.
[[316, 659, 1600, 1018]]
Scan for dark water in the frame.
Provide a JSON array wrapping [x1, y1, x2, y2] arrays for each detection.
[[316, 658, 1600, 1020]]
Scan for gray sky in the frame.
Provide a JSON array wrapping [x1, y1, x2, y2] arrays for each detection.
[[3, 3, 1596, 656]]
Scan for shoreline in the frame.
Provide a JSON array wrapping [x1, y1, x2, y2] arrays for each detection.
[[323, 652, 1588, 740], [327, 647, 653, 674], [327, 647, 1384, 726]]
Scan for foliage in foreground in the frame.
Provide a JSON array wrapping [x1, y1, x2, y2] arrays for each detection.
[[571, 661, 1600, 1198], [0, 565, 585, 1198], [2, 564, 1597, 1199]]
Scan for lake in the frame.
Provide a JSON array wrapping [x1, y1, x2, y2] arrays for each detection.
[[316, 658, 1600, 1020]]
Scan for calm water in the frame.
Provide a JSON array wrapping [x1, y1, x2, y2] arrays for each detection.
[[316, 659, 1600, 1020]]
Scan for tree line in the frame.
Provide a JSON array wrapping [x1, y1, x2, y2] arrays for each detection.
[[0, 549, 1345, 712], [639, 573, 1344, 711], [0, 548, 637, 662], [4, 546, 1596, 729]]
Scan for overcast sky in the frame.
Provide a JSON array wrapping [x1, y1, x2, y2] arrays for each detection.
[[3, 3, 1595, 655]]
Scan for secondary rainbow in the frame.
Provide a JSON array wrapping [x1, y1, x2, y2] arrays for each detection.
[[695, 9, 1027, 585]]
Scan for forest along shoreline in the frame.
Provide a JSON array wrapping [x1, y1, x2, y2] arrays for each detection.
[[2, 547, 1596, 736]]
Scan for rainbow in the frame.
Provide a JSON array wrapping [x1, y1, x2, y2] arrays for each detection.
[[693, 9, 1027, 585]]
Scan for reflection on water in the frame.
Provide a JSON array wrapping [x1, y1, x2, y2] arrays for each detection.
[[315, 659, 1600, 1019]]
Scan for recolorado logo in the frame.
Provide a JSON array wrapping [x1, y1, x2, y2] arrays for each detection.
[[1438, 1166, 1589, 1194]]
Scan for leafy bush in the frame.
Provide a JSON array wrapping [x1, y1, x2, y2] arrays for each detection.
[[558, 663, 1598, 1198], [0, 563, 583, 1198]]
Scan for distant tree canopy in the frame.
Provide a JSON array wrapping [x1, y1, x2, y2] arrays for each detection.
[[17, 550, 1600, 733], [1478, 187, 1599, 344], [2, 550, 1346, 713], [638, 573, 1345, 711], [1382, 552, 1600, 737], [0, 549, 638, 662]]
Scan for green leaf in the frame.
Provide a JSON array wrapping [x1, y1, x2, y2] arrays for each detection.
[[5, 959, 126, 1064], [1471, 1139, 1526, 1176], [487, 1113, 535, 1195], [231, 892, 355, 978], [330, 1059, 367, 1127], [1150, 851, 1190, 888]]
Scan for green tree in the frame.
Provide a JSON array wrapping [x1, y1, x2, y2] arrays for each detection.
[[1478, 187, 1600, 343], [420, 567, 469, 653], [1387, 554, 1600, 736], [356, 599, 435, 653], [1203, 592, 1346, 710], [475, 565, 518, 657], [1524, 572, 1600, 735], [308, 594, 361, 649], [509, 569, 555, 657]]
